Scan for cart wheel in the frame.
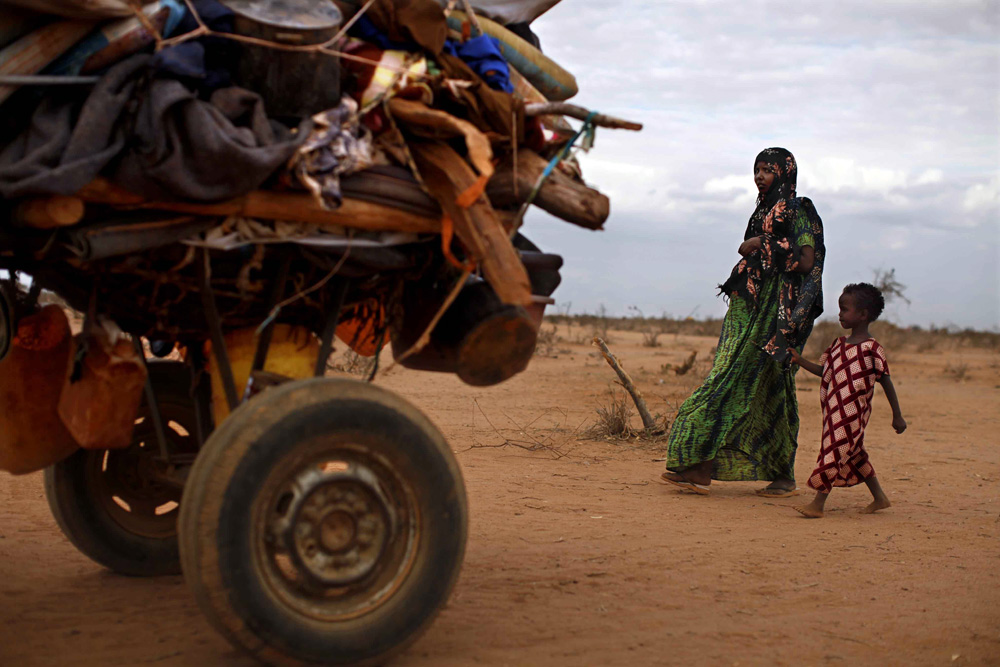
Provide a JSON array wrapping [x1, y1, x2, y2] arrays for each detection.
[[44, 361, 200, 576], [178, 378, 467, 666]]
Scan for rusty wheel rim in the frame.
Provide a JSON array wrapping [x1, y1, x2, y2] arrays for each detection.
[[252, 441, 420, 622], [87, 405, 194, 539]]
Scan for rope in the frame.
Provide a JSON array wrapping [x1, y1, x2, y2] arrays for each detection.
[[509, 110, 598, 234]]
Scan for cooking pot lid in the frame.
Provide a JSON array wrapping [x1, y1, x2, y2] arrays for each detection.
[[221, 0, 342, 30]]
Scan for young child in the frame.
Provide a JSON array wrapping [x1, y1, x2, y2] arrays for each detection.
[[787, 283, 906, 518]]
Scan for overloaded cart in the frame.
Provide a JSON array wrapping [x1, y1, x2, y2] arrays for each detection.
[[0, 0, 640, 664]]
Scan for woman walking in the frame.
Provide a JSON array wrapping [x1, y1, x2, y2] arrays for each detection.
[[661, 147, 825, 497]]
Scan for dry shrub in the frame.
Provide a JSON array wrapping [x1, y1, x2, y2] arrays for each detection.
[[589, 304, 613, 344], [943, 361, 969, 382], [329, 349, 368, 375], [591, 388, 638, 438], [659, 350, 698, 376], [589, 389, 672, 442], [627, 306, 663, 347], [674, 350, 697, 375], [534, 324, 568, 358]]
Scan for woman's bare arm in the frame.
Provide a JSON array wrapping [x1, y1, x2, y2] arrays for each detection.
[[795, 246, 815, 273]]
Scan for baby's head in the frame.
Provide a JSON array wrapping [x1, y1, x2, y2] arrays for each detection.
[[839, 283, 885, 329]]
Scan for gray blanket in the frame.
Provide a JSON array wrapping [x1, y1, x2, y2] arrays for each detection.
[[0, 54, 309, 203]]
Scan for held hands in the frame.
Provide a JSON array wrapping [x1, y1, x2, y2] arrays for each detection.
[[892, 414, 907, 434], [738, 236, 763, 257], [785, 347, 803, 365]]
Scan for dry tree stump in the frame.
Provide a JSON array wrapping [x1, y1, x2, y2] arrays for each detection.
[[592, 336, 658, 432]]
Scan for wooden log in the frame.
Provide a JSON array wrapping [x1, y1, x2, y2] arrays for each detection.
[[408, 141, 533, 307], [592, 336, 657, 432], [524, 103, 643, 131], [12, 195, 85, 228], [0, 19, 97, 105], [75, 178, 442, 234], [487, 149, 609, 230]]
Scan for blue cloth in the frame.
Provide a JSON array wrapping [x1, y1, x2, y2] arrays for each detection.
[[351, 15, 416, 51], [150, 0, 236, 94], [351, 16, 514, 94], [443, 35, 514, 93]]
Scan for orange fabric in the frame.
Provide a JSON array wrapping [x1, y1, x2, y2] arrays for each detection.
[[335, 300, 387, 357], [455, 171, 490, 208], [440, 172, 489, 270], [440, 214, 476, 271]]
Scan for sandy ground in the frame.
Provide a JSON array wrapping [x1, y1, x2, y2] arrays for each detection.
[[1, 323, 998, 666]]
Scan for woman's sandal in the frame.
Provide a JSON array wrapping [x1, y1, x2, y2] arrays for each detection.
[[756, 486, 800, 498], [660, 471, 710, 495]]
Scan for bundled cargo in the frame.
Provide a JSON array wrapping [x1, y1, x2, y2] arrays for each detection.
[[0, 1, 640, 664]]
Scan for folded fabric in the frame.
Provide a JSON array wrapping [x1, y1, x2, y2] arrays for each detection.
[[342, 39, 433, 111], [362, 0, 448, 55], [150, 0, 236, 95], [291, 97, 376, 210], [443, 34, 513, 93], [0, 54, 310, 203]]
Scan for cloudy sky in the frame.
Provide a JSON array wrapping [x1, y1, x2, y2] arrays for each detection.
[[518, 0, 999, 330]]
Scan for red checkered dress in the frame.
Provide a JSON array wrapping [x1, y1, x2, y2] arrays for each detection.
[[807, 337, 889, 492]]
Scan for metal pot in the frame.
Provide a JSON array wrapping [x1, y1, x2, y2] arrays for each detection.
[[222, 0, 343, 119]]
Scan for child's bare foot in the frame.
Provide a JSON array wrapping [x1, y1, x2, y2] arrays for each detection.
[[860, 498, 891, 514], [795, 502, 824, 518]]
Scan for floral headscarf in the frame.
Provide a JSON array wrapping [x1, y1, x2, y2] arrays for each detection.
[[719, 147, 825, 363]]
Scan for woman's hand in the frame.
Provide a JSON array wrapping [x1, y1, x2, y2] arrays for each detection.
[[892, 414, 907, 434], [738, 236, 762, 256]]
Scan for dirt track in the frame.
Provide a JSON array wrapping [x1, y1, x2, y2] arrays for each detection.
[[2, 325, 998, 666]]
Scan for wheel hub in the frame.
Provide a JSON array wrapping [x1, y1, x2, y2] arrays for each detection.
[[276, 466, 394, 587]]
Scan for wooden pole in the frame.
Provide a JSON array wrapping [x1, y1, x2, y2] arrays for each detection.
[[75, 178, 442, 234], [592, 336, 657, 431], [0, 20, 98, 105], [12, 196, 85, 228], [524, 103, 643, 131]]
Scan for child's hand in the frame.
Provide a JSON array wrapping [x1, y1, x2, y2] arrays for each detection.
[[786, 347, 802, 365], [892, 414, 907, 434]]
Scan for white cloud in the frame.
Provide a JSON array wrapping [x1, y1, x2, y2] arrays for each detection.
[[524, 0, 1000, 329], [802, 158, 909, 195], [963, 176, 1000, 212], [704, 174, 751, 194], [915, 169, 945, 185]]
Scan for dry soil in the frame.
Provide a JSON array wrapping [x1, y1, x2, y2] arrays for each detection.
[[1, 324, 998, 666]]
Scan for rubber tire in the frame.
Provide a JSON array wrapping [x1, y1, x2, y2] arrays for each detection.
[[178, 378, 468, 667], [43, 361, 197, 576]]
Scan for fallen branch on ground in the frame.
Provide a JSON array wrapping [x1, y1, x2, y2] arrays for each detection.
[[592, 336, 658, 432]]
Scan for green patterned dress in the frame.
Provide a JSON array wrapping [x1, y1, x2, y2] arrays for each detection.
[[666, 210, 816, 482]]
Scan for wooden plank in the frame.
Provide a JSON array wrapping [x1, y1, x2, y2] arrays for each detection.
[[75, 178, 442, 234], [409, 141, 533, 307], [0, 20, 96, 104]]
